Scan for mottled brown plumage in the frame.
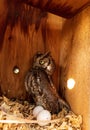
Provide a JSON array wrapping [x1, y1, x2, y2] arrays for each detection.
[[25, 52, 70, 113]]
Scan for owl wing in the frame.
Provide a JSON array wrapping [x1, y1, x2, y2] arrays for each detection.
[[25, 69, 44, 103]]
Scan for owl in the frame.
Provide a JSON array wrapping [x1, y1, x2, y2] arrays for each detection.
[[25, 52, 70, 114]]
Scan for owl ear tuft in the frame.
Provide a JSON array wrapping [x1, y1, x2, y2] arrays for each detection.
[[41, 51, 50, 59], [33, 52, 43, 62], [33, 51, 50, 62]]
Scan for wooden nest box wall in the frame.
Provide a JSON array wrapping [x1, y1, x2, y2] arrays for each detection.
[[0, 0, 90, 129]]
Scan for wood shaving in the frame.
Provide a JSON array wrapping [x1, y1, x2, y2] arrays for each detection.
[[0, 96, 82, 130]]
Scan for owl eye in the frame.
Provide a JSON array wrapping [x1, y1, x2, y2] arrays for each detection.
[[39, 60, 44, 65]]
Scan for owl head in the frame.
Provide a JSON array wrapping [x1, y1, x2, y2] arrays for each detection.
[[33, 52, 56, 75]]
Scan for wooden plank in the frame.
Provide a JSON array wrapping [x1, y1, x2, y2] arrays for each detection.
[[23, 0, 90, 18], [0, 1, 89, 129], [0, 1, 62, 99], [59, 7, 90, 130]]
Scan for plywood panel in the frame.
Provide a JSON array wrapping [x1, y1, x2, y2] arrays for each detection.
[[0, 1, 63, 99], [0, 5, 46, 99], [59, 7, 90, 130], [0, 1, 89, 129], [23, 0, 90, 18]]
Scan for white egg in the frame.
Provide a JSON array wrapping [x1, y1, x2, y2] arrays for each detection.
[[33, 106, 44, 117], [37, 110, 51, 126]]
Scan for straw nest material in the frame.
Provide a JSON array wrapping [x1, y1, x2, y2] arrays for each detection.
[[0, 96, 82, 130]]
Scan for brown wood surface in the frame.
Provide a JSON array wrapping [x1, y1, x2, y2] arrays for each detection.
[[0, 1, 90, 129], [23, 0, 90, 18], [0, 1, 62, 99], [59, 8, 90, 130]]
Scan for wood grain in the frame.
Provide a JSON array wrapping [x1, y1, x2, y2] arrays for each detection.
[[23, 0, 90, 18], [59, 7, 90, 130], [0, 1, 90, 129], [0, 1, 62, 99]]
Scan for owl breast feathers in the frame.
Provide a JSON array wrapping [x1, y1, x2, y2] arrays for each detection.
[[25, 52, 70, 114]]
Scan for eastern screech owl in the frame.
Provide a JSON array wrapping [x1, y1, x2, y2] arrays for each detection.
[[25, 52, 70, 114]]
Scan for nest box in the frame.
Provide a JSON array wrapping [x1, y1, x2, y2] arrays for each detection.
[[0, 0, 90, 129]]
